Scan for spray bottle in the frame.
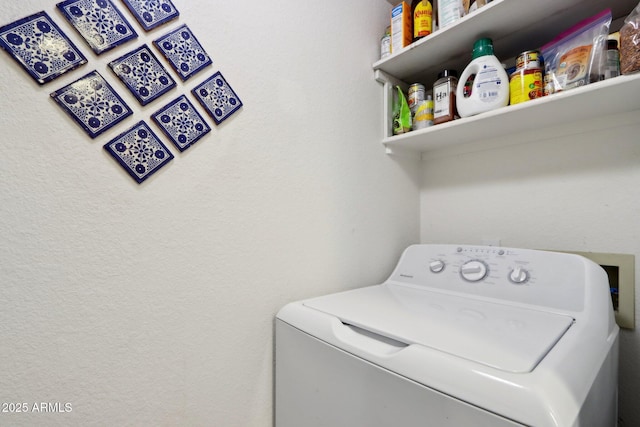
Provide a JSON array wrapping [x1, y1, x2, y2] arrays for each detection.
[[456, 38, 509, 118]]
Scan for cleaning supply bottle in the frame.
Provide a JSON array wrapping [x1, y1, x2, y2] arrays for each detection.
[[456, 38, 509, 118]]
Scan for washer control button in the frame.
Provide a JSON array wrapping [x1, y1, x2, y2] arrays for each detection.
[[460, 260, 488, 282], [429, 260, 445, 273], [509, 267, 529, 284]]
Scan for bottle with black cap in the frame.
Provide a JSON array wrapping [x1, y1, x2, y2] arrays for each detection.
[[605, 38, 620, 79], [433, 69, 459, 125]]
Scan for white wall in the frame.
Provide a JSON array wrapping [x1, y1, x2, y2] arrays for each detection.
[[8, 0, 634, 425], [420, 112, 640, 426], [0, 1, 420, 425]]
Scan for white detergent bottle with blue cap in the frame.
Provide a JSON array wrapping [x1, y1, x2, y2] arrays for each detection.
[[456, 38, 509, 118]]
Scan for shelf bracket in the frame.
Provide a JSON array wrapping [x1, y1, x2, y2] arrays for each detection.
[[382, 144, 421, 159]]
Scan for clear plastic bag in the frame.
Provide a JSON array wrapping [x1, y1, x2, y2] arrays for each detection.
[[541, 9, 612, 93], [621, 2, 640, 74]]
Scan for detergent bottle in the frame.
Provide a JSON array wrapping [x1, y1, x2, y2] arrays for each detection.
[[456, 38, 509, 118]]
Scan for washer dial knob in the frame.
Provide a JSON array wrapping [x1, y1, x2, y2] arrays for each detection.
[[460, 260, 488, 282], [509, 267, 529, 284], [429, 260, 445, 273]]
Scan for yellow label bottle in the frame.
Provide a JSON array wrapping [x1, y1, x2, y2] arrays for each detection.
[[412, 0, 433, 41]]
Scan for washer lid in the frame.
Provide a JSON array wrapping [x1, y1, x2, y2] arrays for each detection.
[[303, 284, 574, 373]]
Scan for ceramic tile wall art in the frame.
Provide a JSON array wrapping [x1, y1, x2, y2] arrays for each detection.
[[192, 71, 243, 125], [104, 120, 174, 183], [153, 24, 212, 81], [50, 70, 133, 138], [0, 11, 87, 84], [109, 44, 176, 106], [57, 0, 137, 55], [120, 0, 179, 31], [152, 95, 210, 152]]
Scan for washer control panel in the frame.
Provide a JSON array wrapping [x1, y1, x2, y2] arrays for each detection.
[[390, 244, 588, 312], [422, 247, 531, 285]]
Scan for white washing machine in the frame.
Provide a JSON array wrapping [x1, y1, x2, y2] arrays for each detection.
[[275, 244, 619, 427]]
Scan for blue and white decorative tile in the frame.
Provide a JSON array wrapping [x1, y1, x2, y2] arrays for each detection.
[[109, 44, 176, 106], [121, 0, 179, 31], [152, 95, 211, 152], [50, 70, 133, 138], [0, 11, 87, 84], [104, 120, 174, 183], [153, 24, 212, 81], [192, 71, 243, 125], [57, 0, 137, 55]]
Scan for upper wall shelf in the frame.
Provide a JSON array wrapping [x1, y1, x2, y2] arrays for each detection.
[[376, 0, 638, 85], [376, 0, 640, 155]]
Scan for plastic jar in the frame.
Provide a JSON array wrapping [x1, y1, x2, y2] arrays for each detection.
[[433, 69, 459, 125]]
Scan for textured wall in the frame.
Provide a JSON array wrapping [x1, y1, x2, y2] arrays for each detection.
[[420, 111, 640, 427], [0, 1, 420, 425]]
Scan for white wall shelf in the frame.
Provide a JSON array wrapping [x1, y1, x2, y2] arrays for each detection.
[[378, 0, 637, 83], [377, 0, 640, 155], [377, 72, 640, 154]]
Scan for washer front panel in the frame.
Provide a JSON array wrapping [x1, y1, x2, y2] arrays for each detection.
[[276, 320, 526, 427]]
